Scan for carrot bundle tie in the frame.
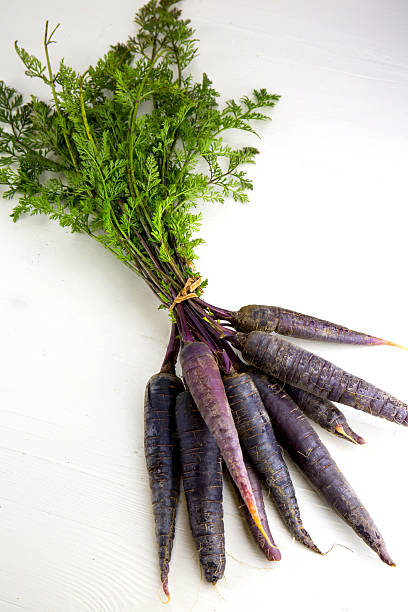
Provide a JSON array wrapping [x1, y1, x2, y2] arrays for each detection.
[[169, 276, 202, 311]]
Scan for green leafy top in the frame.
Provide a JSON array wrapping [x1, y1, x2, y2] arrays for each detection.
[[0, 0, 279, 307]]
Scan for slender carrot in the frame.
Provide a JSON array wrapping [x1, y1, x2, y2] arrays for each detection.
[[282, 382, 366, 445], [229, 458, 281, 561], [175, 391, 226, 583], [252, 371, 395, 566], [232, 305, 395, 346], [144, 371, 184, 600], [224, 370, 320, 553], [179, 341, 272, 545], [232, 331, 408, 426]]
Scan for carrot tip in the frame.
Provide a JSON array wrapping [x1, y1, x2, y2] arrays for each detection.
[[248, 503, 273, 548], [379, 550, 396, 567], [160, 580, 171, 604], [382, 558, 396, 567], [335, 424, 365, 445], [386, 341, 408, 351], [311, 544, 323, 555]]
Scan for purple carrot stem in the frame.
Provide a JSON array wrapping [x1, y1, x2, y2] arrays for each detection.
[[221, 349, 233, 374], [195, 298, 234, 321], [187, 301, 234, 343], [116, 201, 175, 300], [161, 324, 181, 374], [222, 338, 245, 371], [185, 304, 232, 372], [184, 304, 220, 353], [176, 303, 194, 342], [190, 301, 235, 338], [134, 226, 178, 290]]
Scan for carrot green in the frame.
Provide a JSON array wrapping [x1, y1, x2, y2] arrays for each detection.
[[0, 0, 278, 307]]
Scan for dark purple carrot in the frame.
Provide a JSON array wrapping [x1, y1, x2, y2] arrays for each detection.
[[232, 331, 408, 426], [232, 304, 397, 346], [251, 372, 395, 566], [282, 382, 365, 445], [228, 458, 281, 561], [224, 370, 320, 553], [144, 371, 184, 600], [175, 391, 226, 583], [179, 341, 272, 545]]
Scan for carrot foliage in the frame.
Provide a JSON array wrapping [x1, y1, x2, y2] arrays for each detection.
[[0, 0, 278, 307]]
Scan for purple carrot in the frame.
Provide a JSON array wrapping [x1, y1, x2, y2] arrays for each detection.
[[224, 370, 320, 553], [232, 304, 397, 346], [232, 331, 408, 426], [282, 382, 366, 445], [179, 341, 272, 545], [175, 391, 225, 583], [251, 371, 395, 566], [144, 371, 184, 600], [229, 458, 281, 561]]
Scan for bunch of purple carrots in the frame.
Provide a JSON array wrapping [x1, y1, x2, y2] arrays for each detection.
[[145, 301, 404, 599], [1, 0, 404, 599]]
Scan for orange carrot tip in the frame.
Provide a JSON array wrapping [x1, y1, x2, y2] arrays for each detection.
[[385, 341, 408, 351], [160, 580, 171, 604], [249, 503, 273, 547], [335, 424, 358, 444], [335, 424, 366, 446]]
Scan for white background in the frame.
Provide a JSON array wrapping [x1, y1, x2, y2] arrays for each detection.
[[1, 1, 407, 610]]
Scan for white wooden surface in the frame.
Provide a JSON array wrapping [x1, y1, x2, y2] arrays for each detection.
[[1, 1, 407, 610]]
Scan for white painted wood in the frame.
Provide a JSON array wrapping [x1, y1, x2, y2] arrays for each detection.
[[1, 1, 407, 610]]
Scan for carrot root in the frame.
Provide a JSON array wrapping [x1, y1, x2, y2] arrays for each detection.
[[380, 551, 396, 567], [233, 305, 395, 347], [161, 579, 171, 604], [180, 341, 271, 546], [237, 331, 408, 426], [248, 504, 274, 547], [252, 372, 395, 566], [335, 424, 366, 445], [225, 371, 319, 553], [386, 341, 408, 351]]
